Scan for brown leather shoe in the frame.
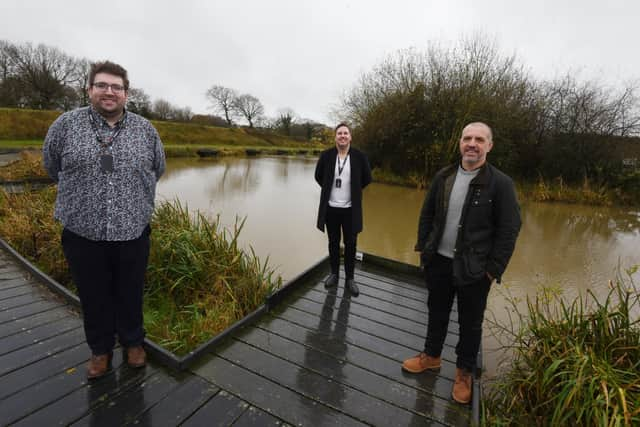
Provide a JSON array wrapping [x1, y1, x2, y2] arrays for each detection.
[[402, 352, 441, 373], [87, 353, 112, 380], [452, 368, 473, 404], [126, 345, 146, 368]]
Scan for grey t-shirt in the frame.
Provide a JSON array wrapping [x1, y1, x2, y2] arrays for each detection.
[[437, 166, 480, 258]]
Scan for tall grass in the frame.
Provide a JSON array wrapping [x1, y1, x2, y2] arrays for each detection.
[[0, 188, 282, 355], [144, 201, 282, 354], [0, 150, 49, 181], [520, 174, 613, 205], [0, 186, 69, 285], [483, 269, 640, 426]]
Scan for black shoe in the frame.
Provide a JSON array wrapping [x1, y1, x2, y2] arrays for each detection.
[[345, 279, 359, 296], [324, 274, 339, 289]]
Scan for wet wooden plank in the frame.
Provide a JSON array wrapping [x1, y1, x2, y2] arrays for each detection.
[[0, 273, 30, 283], [181, 390, 249, 427], [233, 326, 470, 425], [0, 299, 63, 324], [0, 342, 88, 400], [323, 276, 428, 313], [0, 305, 76, 338], [11, 360, 155, 426], [272, 306, 457, 363], [0, 277, 31, 289], [0, 284, 33, 300], [216, 338, 443, 426], [231, 405, 287, 426], [304, 282, 435, 325], [0, 326, 86, 376], [255, 315, 459, 386], [356, 265, 425, 288], [288, 296, 426, 347], [288, 279, 458, 328], [194, 353, 367, 427], [0, 315, 81, 356], [71, 370, 182, 427], [127, 374, 220, 427], [351, 270, 428, 301], [0, 351, 123, 425], [0, 292, 47, 311], [302, 289, 429, 334], [283, 297, 458, 353], [0, 266, 26, 276], [252, 318, 456, 399]]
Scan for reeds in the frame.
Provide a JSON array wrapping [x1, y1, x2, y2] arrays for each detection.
[[0, 150, 49, 181], [0, 186, 69, 284], [142, 200, 282, 354], [523, 174, 613, 205], [0, 188, 282, 355], [483, 269, 640, 426]]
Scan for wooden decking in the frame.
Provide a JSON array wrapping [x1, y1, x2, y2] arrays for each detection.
[[0, 248, 477, 426]]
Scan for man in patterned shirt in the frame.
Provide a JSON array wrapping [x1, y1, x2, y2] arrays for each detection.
[[43, 61, 165, 380]]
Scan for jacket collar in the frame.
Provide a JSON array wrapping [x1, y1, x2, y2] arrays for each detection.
[[443, 161, 491, 185]]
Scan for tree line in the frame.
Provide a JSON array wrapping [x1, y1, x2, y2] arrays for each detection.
[[337, 35, 640, 188], [0, 39, 327, 141], [0, 40, 192, 121]]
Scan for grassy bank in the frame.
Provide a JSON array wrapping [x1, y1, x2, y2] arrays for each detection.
[[372, 167, 640, 206], [0, 107, 323, 150], [0, 187, 281, 355], [483, 272, 640, 426], [0, 150, 48, 181]]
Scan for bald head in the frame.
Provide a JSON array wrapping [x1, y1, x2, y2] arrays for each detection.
[[462, 122, 493, 142], [459, 122, 493, 170]]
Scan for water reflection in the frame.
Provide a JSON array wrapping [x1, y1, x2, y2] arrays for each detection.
[[158, 157, 640, 377], [297, 289, 351, 422]]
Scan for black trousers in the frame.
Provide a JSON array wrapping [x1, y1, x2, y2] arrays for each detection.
[[62, 226, 150, 355], [325, 206, 357, 279], [423, 254, 491, 373]]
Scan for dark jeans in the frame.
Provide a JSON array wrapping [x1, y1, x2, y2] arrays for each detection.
[[62, 226, 150, 355], [424, 254, 491, 373], [326, 206, 357, 279]]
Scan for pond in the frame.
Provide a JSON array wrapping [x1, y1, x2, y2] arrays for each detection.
[[157, 156, 640, 376]]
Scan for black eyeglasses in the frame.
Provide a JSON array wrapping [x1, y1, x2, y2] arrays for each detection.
[[92, 82, 126, 93]]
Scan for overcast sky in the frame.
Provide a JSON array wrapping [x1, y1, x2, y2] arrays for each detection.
[[1, 0, 638, 124]]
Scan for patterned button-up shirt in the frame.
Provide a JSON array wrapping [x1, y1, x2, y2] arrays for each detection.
[[43, 106, 165, 241]]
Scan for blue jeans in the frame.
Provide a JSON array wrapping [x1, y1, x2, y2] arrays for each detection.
[[424, 254, 491, 373]]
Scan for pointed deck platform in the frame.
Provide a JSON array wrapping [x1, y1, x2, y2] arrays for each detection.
[[0, 246, 478, 426]]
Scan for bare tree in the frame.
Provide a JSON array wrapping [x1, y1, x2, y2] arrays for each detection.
[[1, 40, 85, 110], [233, 94, 264, 128], [276, 108, 296, 135], [205, 85, 237, 126], [127, 88, 152, 117], [152, 98, 173, 121]]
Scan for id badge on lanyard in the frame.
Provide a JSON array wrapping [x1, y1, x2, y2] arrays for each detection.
[[89, 111, 123, 174], [100, 153, 114, 173]]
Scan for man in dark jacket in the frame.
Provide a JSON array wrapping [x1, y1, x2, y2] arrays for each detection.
[[315, 123, 372, 297], [402, 122, 521, 404]]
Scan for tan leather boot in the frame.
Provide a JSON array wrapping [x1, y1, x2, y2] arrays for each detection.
[[402, 352, 442, 373], [452, 368, 473, 404], [87, 353, 112, 380], [126, 346, 146, 368]]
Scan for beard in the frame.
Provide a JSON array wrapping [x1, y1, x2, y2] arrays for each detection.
[[92, 97, 124, 120]]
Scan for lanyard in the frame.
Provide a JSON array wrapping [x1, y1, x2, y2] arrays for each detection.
[[337, 154, 349, 176], [88, 110, 126, 150]]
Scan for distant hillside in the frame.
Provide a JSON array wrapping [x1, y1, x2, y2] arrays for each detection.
[[0, 108, 321, 148]]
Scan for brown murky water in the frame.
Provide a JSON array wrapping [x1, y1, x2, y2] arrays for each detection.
[[158, 156, 640, 376]]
